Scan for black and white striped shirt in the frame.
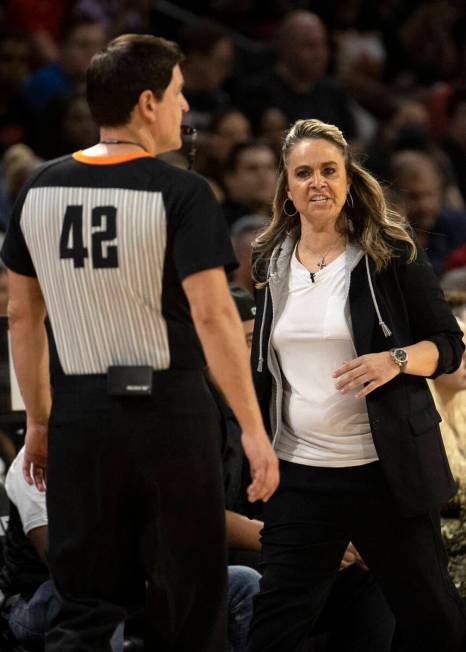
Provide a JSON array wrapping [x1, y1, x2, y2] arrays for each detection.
[[2, 151, 236, 374]]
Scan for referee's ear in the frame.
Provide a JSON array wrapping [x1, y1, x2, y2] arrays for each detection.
[[138, 90, 157, 124]]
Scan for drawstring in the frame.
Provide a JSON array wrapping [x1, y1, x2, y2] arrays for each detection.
[[257, 245, 281, 373], [257, 284, 269, 372], [365, 255, 392, 338]]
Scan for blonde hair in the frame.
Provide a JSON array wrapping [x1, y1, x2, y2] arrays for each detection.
[[252, 119, 416, 284]]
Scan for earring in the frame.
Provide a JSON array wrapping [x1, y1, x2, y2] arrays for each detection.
[[346, 191, 354, 208], [283, 198, 297, 217]]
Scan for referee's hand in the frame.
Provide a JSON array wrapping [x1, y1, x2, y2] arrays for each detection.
[[22, 423, 48, 492], [241, 430, 279, 503]]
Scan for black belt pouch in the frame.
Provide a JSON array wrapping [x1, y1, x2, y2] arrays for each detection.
[[107, 366, 153, 396]]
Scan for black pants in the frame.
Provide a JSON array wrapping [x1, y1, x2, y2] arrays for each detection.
[[249, 460, 466, 652], [230, 548, 395, 652], [45, 370, 227, 652]]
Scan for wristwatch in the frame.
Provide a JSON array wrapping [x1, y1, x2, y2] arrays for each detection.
[[389, 348, 408, 373]]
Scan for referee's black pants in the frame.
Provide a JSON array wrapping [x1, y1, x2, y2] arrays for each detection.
[[45, 369, 227, 652], [248, 459, 466, 652]]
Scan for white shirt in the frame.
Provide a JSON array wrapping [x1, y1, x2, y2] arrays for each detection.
[[272, 248, 378, 467], [5, 447, 47, 534]]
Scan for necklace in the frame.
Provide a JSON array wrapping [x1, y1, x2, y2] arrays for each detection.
[[99, 139, 148, 152], [298, 236, 345, 283]]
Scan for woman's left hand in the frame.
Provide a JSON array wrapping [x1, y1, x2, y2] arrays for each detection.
[[333, 352, 400, 399]]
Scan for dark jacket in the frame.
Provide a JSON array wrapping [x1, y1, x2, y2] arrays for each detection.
[[251, 238, 464, 517]]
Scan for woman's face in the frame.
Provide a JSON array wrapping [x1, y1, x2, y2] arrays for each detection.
[[286, 138, 349, 228]]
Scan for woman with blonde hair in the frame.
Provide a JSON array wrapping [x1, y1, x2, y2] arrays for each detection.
[[249, 118, 466, 651]]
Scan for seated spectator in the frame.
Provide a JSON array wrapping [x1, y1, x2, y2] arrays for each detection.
[[221, 141, 277, 228], [74, 0, 152, 39], [428, 318, 466, 493], [367, 99, 463, 209], [0, 446, 128, 650], [445, 243, 466, 274], [442, 290, 466, 323], [441, 271, 466, 315], [234, 10, 357, 139], [178, 19, 234, 132], [230, 215, 267, 296], [389, 149, 466, 275], [0, 145, 42, 230], [195, 107, 252, 181], [443, 88, 466, 205], [398, 2, 459, 86], [33, 93, 98, 160], [0, 32, 33, 156], [0, 446, 262, 652], [22, 14, 106, 115], [257, 107, 288, 160], [3, 0, 71, 64], [334, 19, 396, 123]]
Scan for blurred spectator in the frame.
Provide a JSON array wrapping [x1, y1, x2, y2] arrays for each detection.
[[443, 88, 466, 204], [221, 141, 277, 228], [209, 107, 251, 160], [441, 271, 466, 325], [195, 107, 252, 180], [334, 18, 397, 123], [0, 31, 33, 156], [22, 14, 107, 115], [389, 150, 466, 276], [75, 0, 152, 38], [0, 144, 42, 230], [230, 215, 267, 296], [445, 243, 466, 275], [440, 287, 466, 322], [399, 1, 461, 86], [179, 19, 234, 131], [3, 0, 72, 63], [33, 93, 98, 160], [234, 10, 357, 139], [428, 317, 466, 492], [257, 107, 288, 160], [367, 98, 463, 209]]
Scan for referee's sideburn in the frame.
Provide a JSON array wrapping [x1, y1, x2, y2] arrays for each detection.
[[2, 33, 278, 652]]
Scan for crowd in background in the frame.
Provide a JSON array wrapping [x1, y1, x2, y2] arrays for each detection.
[[0, 0, 465, 605], [0, 1, 466, 280], [0, 3, 463, 651], [0, 5, 466, 446]]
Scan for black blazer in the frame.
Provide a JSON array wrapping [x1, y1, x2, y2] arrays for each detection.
[[251, 242, 464, 517]]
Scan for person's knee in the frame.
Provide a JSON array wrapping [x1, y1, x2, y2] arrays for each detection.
[[228, 565, 260, 606]]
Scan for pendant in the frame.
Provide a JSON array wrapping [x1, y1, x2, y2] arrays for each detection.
[[310, 272, 316, 283], [317, 256, 326, 270]]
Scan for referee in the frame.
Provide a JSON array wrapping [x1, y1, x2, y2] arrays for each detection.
[[1, 35, 279, 651]]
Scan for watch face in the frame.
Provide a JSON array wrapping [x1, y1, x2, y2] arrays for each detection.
[[394, 349, 408, 363]]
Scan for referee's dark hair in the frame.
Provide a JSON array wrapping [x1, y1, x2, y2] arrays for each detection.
[[86, 34, 184, 127]]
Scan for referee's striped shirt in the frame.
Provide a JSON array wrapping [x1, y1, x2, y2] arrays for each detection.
[[1, 151, 237, 375]]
